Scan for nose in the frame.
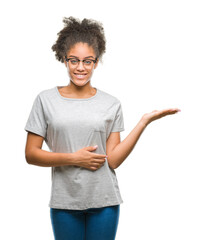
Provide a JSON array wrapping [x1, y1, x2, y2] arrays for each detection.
[[76, 61, 85, 71]]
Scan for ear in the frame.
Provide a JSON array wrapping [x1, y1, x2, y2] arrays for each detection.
[[94, 58, 99, 69]]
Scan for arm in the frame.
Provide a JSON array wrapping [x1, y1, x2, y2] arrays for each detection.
[[106, 120, 146, 169], [25, 132, 76, 167], [107, 108, 180, 169], [25, 132, 106, 169]]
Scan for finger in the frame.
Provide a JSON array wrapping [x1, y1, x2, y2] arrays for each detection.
[[164, 109, 180, 116], [91, 163, 104, 170], [163, 108, 180, 113], [150, 109, 177, 121], [92, 162, 104, 167], [170, 108, 181, 113], [93, 158, 106, 163], [92, 153, 107, 159], [90, 167, 98, 171], [158, 108, 180, 116]]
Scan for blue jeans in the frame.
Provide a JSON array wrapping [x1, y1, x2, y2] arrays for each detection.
[[50, 204, 120, 240]]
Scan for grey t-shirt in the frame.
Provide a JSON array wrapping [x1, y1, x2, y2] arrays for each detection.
[[25, 86, 125, 210]]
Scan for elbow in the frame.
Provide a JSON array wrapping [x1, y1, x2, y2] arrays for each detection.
[[107, 158, 117, 170], [112, 164, 119, 170], [108, 158, 122, 170], [109, 165, 116, 170], [25, 150, 34, 165], [25, 154, 31, 165], [110, 164, 119, 170]]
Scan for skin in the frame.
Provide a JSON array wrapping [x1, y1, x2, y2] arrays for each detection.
[[60, 42, 99, 98], [25, 42, 181, 170]]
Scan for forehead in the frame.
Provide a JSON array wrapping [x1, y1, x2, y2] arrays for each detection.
[[67, 42, 96, 58]]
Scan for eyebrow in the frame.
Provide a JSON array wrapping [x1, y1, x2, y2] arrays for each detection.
[[68, 55, 95, 59]]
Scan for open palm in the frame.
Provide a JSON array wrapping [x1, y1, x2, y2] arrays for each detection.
[[141, 108, 181, 125]]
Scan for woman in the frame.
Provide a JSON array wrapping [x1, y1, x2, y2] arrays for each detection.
[[24, 17, 180, 240]]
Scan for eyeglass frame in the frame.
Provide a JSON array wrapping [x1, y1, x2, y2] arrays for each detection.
[[64, 56, 98, 67]]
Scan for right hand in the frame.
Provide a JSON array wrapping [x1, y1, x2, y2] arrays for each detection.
[[73, 145, 107, 171]]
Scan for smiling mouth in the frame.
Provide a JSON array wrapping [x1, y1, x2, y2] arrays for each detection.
[[74, 73, 87, 79]]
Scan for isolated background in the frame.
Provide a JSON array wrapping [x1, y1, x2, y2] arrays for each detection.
[[0, 0, 204, 239]]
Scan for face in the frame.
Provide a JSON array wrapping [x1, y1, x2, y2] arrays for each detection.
[[64, 42, 99, 87]]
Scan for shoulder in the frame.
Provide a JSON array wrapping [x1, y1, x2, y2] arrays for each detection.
[[37, 86, 56, 101], [97, 88, 121, 105]]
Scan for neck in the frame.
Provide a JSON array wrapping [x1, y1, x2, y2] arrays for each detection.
[[65, 81, 96, 97]]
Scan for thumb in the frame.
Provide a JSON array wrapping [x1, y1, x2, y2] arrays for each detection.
[[88, 145, 98, 151], [84, 145, 98, 151]]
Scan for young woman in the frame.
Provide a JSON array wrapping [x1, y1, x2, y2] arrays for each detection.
[[24, 16, 180, 240]]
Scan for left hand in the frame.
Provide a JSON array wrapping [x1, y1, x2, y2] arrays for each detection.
[[141, 108, 181, 126]]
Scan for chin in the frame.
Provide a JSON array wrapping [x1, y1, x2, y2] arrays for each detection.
[[71, 78, 90, 86]]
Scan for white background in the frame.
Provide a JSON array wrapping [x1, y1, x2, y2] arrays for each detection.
[[0, 0, 205, 239]]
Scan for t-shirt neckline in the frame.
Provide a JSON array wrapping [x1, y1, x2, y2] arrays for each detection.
[[55, 86, 99, 101]]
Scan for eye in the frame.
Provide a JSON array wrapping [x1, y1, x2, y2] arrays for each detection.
[[70, 59, 79, 64], [83, 60, 93, 65]]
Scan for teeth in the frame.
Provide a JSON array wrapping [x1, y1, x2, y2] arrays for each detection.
[[75, 74, 86, 79]]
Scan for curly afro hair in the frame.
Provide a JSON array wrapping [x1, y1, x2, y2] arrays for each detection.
[[51, 16, 106, 63]]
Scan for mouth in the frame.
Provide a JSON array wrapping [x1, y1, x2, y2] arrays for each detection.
[[74, 73, 87, 80]]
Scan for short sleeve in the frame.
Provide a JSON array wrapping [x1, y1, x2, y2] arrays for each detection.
[[110, 102, 125, 132], [24, 94, 47, 139]]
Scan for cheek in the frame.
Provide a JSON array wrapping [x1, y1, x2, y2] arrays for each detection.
[[88, 67, 95, 75], [67, 67, 74, 76]]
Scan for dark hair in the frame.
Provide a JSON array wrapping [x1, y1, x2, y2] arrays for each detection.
[[51, 16, 106, 63]]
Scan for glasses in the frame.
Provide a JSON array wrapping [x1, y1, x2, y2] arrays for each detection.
[[65, 57, 97, 68]]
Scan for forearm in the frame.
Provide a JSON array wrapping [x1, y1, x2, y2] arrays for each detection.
[[25, 148, 76, 167], [108, 119, 148, 169]]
